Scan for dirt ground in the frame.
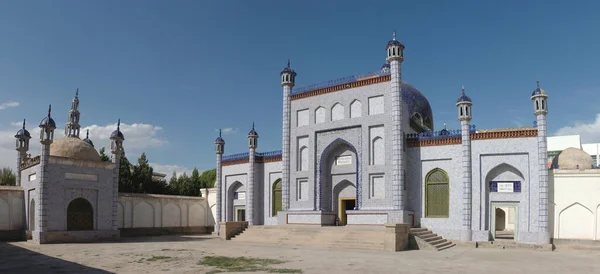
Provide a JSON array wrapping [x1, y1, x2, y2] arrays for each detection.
[[1, 235, 600, 274]]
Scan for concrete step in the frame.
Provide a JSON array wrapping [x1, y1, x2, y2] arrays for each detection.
[[436, 242, 456, 251], [409, 227, 455, 251]]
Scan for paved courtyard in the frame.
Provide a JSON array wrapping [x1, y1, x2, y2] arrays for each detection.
[[1, 235, 599, 273]]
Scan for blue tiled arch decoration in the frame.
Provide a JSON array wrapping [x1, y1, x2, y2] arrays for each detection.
[[318, 138, 361, 211]]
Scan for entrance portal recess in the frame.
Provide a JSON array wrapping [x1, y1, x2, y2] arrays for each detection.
[[339, 198, 356, 226], [491, 202, 518, 241], [236, 209, 246, 222]]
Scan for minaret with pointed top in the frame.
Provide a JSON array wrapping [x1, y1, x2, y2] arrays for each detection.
[[281, 60, 296, 212], [456, 85, 473, 241], [35, 105, 56, 239], [247, 122, 259, 225], [214, 129, 225, 233], [14, 119, 31, 186], [65, 89, 81, 138], [386, 31, 407, 222], [531, 80, 550, 244], [110, 119, 125, 232]]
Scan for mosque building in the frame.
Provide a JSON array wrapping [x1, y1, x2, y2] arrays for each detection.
[[214, 32, 552, 245], [14, 91, 124, 244]]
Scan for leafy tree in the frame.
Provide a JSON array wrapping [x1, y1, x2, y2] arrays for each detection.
[[176, 172, 190, 195], [98, 147, 111, 162], [187, 168, 202, 196], [118, 153, 134, 193], [168, 171, 179, 195], [133, 153, 154, 193], [0, 168, 17, 186], [200, 168, 217, 188]]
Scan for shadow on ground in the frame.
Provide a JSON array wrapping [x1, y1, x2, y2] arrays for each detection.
[[0, 242, 112, 274]]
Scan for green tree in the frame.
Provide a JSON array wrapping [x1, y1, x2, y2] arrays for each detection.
[[118, 153, 134, 193], [98, 147, 111, 162], [199, 168, 217, 188], [187, 168, 202, 196], [168, 171, 179, 195], [176, 172, 190, 196], [0, 167, 17, 186], [133, 153, 154, 193]]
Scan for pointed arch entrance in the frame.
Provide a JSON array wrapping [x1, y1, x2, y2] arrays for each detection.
[[317, 138, 360, 213], [67, 198, 94, 231]]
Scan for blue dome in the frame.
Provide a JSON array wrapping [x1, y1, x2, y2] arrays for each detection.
[[381, 63, 390, 69], [215, 136, 225, 143], [15, 128, 31, 139], [110, 130, 124, 140], [39, 116, 56, 129], [531, 81, 547, 97], [248, 122, 259, 136], [401, 81, 433, 126], [387, 39, 404, 48], [456, 93, 472, 103], [83, 130, 94, 147], [15, 120, 31, 139], [281, 60, 297, 76]]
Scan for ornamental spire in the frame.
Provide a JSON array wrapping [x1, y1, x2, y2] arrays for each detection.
[[462, 85, 465, 96], [22, 119, 26, 129], [392, 30, 396, 40], [48, 104, 52, 117]]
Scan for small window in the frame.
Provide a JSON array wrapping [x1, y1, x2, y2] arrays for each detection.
[[536, 101, 539, 110], [542, 100, 545, 110]]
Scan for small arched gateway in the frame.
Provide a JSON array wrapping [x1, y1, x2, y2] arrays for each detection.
[[67, 198, 94, 231]]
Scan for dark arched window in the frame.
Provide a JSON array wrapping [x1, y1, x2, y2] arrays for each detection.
[[67, 198, 94, 231], [425, 169, 450, 218]]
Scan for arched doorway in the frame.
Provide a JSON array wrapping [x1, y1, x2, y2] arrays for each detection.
[[227, 181, 245, 222], [318, 138, 360, 212], [67, 198, 94, 231], [272, 179, 282, 216], [495, 208, 506, 231], [29, 199, 35, 231]]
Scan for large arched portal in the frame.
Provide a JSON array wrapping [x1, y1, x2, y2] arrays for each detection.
[[318, 138, 360, 213], [67, 198, 94, 231], [227, 181, 246, 222]]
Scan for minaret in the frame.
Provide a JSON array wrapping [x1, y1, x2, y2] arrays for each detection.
[[280, 60, 296, 211], [386, 31, 407, 221], [14, 119, 31, 186], [65, 89, 81, 138], [214, 129, 225, 233], [456, 85, 473, 242], [110, 119, 125, 232], [37, 105, 56, 238], [532, 80, 550, 244], [247, 122, 259, 225]]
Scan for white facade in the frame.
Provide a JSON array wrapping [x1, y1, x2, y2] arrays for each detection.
[[214, 34, 552, 245], [548, 135, 600, 166]]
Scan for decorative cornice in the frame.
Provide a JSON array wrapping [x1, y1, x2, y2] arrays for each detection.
[[407, 128, 538, 148], [20, 156, 40, 169], [291, 75, 390, 101]]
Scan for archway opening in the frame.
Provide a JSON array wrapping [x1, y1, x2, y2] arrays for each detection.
[[67, 198, 94, 231], [319, 138, 359, 213], [495, 208, 506, 231], [272, 179, 282, 216], [227, 182, 245, 222]]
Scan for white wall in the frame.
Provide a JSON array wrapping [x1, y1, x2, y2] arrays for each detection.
[[548, 135, 581, 151], [0, 187, 24, 231], [117, 193, 212, 229], [550, 169, 600, 240]]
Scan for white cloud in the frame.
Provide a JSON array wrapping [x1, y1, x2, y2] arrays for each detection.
[[215, 127, 238, 135], [554, 114, 600, 143], [150, 162, 194, 181], [0, 101, 20, 110], [0, 121, 168, 171]]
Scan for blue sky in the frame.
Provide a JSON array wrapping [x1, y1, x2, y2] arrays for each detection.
[[1, 0, 599, 176]]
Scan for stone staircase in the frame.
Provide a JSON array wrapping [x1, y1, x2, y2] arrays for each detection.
[[230, 225, 386, 251], [409, 227, 455, 251]]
